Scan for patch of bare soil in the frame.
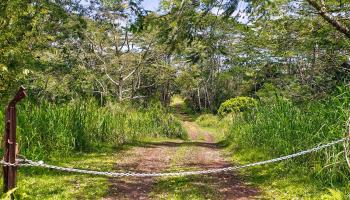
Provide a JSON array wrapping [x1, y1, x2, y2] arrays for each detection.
[[179, 121, 259, 200], [183, 121, 201, 140], [103, 144, 176, 200], [104, 119, 259, 200]]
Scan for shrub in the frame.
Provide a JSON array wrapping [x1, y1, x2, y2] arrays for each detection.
[[217, 97, 257, 116]]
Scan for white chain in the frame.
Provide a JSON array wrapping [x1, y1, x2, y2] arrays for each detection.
[[1, 138, 348, 177]]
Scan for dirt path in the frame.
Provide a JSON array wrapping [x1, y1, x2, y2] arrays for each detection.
[[103, 144, 177, 200], [104, 117, 259, 199]]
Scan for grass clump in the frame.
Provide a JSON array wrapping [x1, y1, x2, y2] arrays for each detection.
[[0, 100, 186, 159], [195, 114, 220, 127]]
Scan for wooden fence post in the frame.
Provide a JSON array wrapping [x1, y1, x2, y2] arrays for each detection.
[[3, 86, 26, 196]]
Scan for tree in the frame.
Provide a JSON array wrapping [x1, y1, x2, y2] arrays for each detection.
[[305, 0, 350, 39], [0, 0, 85, 102]]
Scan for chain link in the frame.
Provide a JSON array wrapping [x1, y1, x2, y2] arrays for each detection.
[[1, 138, 348, 177]]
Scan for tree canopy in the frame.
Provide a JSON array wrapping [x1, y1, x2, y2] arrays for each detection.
[[1, 0, 349, 109]]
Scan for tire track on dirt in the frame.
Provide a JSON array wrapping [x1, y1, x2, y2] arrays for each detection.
[[105, 118, 259, 199], [103, 143, 177, 200], [176, 121, 259, 200]]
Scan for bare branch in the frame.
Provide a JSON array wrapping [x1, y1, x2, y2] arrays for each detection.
[[123, 95, 147, 100], [306, 0, 350, 39]]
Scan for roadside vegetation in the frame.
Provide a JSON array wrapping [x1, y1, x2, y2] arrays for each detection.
[[0, 100, 186, 199], [193, 89, 350, 198], [0, 100, 185, 159]]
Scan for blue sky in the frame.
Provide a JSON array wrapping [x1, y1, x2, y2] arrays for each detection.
[[141, 0, 161, 11]]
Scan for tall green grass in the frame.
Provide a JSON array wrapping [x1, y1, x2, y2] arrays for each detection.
[[196, 114, 233, 129], [191, 90, 350, 197], [226, 93, 350, 185], [0, 100, 186, 159]]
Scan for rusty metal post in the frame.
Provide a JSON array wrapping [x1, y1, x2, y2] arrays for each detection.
[[3, 86, 26, 194]]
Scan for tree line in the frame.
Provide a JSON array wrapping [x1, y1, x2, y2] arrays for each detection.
[[1, 0, 349, 110]]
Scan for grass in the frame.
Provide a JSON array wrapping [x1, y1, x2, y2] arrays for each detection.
[[231, 149, 350, 199], [195, 114, 231, 141], [193, 92, 350, 199], [170, 95, 199, 121], [0, 99, 186, 159], [2, 93, 350, 199], [153, 175, 219, 200], [0, 98, 187, 199], [226, 97, 350, 184], [1, 149, 118, 199]]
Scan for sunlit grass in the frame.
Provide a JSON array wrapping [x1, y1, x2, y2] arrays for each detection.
[[170, 95, 185, 107], [193, 93, 350, 199], [1, 150, 117, 199], [231, 149, 350, 199], [0, 100, 186, 160]]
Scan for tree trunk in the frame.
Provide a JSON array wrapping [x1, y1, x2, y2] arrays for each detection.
[[205, 86, 211, 109], [118, 75, 123, 102], [166, 81, 171, 106], [306, 0, 350, 39], [197, 87, 202, 111], [131, 76, 136, 99]]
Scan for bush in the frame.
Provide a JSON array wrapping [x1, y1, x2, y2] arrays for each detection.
[[217, 97, 257, 116]]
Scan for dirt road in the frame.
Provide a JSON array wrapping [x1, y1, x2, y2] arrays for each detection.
[[104, 118, 259, 199]]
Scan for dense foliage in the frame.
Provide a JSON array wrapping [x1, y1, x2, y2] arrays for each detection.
[[1, 0, 349, 108]]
